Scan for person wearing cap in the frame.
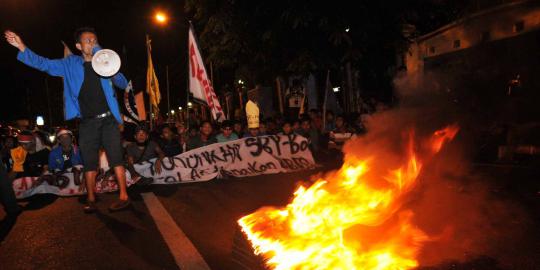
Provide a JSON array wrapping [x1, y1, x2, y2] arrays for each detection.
[[9, 131, 50, 179], [48, 128, 83, 173], [216, 120, 238, 143], [5, 29, 131, 213]]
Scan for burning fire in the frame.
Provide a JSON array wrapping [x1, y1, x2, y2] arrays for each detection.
[[238, 125, 459, 270]]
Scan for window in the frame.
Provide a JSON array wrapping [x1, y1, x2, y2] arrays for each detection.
[[513, 20, 524, 33], [453, 40, 461, 48], [481, 31, 490, 42]]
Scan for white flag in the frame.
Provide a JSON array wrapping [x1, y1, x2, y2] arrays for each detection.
[[188, 26, 226, 121]]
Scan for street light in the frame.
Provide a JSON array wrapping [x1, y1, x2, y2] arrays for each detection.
[[151, 10, 171, 117], [171, 109, 175, 115], [154, 12, 168, 24], [178, 106, 183, 111], [333, 87, 340, 93], [188, 102, 193, 108], [36, 116, 44, 126]]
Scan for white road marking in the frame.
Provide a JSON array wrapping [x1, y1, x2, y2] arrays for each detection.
[[142, 192, 211, 270]]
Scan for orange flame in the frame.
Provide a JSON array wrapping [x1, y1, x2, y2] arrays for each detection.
[[238, 125, 459, 270]]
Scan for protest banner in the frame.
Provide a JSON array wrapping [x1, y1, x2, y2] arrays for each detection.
[[13, 135, 316, 199]]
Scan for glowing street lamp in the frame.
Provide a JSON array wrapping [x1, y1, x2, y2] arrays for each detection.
[[154, 12, 168, 24], [178, 106, 183, 111], [188, 102, 193, 108], [171, 109, 175, 115], [36, 116, 45, 126]]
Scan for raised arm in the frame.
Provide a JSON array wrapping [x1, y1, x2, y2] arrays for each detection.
[[5, 30, 67, 77]]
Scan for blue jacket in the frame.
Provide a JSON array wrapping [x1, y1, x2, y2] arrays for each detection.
[[17, 48, 128, 123], [48, 145, 83, 172]]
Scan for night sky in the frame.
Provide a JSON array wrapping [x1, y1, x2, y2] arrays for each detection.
[[0, 0, 188, 125]]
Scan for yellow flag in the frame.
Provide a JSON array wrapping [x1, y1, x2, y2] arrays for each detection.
[[146, 35, 161, 113]]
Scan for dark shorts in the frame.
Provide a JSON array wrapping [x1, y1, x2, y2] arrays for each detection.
[[79, 115, 124, 172]]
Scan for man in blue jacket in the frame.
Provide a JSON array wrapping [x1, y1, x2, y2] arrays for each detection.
[[5, 28, 130, 213]]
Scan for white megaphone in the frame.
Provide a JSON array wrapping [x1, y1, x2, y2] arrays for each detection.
[[91, 45, 121, 77]]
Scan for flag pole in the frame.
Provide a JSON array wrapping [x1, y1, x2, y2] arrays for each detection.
[[146, 34, 153, 130], [322, 70, 330, 133], [186, 21, 192, 133], [276, 77, 283, 115]]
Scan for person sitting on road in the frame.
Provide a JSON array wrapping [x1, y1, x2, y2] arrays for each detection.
[[233, 120, 244, 139], [297, 117, 320, 153], [158, 125, 183, 157], [9, 131, 50, 179], [1, 136, 17, 172], [48, 128, 83, 173], [277, 119, 296, 136], [126, 125, 165, 184], [264, 118, 278, 135], [187, 121, 217, 151], [216, 120, 238, 143], [0, 151, 22, 218], [328, 115, 355, 150], [244, 127, 261, 138], [258, 121, 268, 136]]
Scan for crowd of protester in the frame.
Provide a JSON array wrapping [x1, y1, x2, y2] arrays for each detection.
[[0, 108, 374, 181]]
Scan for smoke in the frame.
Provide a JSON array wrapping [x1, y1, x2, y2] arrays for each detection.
[[340, 71, 536, 269]]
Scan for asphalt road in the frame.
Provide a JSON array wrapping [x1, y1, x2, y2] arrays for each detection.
[[0, 164, 538, 270]]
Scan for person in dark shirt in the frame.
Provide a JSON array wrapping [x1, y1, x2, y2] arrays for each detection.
[[126, 125, 165, 184], [1, 136, 17, 172], [277, 120, 296, 136], [0, 152, 21, 218], [158, 126, 182, 157], [187, 121, 217, 151], [5, 28, 131, 213], [297, 117, 320, 153]]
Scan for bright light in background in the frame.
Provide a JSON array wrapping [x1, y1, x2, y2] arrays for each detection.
[[238, 79, 244, 85], [345, 27, 350, 32], [36, 116, 44, 126], [178, 106, 183, 111], [48, 135, 56, 143], [171, 109, 175, 115], [154, 12, 168, 24], [333, 87, 340, 92], [188, 102, 193, 108]]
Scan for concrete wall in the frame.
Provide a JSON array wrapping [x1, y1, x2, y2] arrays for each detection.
[[406, 1, 540, 76]]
